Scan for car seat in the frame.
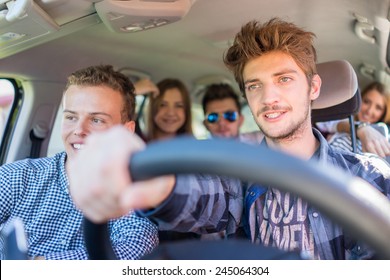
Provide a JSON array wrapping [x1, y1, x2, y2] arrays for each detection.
[[312, 60, 361, 152], [313, 60, 390, 163]]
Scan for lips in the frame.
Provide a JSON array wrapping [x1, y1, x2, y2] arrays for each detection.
[[162, 118, 178, 124], [359, 115, 371, 123]]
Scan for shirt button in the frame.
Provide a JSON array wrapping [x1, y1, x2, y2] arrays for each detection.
[[312, 212, 319, 218], [250, 191, 256, 196], [61, 240, 67, 245]]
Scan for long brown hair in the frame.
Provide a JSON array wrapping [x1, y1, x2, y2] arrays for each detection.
[[147, 78, 193, 140], [360, 81, 390, 123]]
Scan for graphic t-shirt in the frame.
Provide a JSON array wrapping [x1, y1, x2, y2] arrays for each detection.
[[256, 148, 321, 259], [257, 189, 317, 258]]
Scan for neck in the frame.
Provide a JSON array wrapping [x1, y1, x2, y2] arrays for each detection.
[[265, 125, 319, 160], [154, 130, 176, 141]]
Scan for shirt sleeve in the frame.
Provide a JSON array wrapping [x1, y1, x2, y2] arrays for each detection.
[[44, 212, 158, 260], [0, 167, 14, 260], [316, 120, 342, 134], [0, 167, 13, 224], [138, 174, 244, 235]]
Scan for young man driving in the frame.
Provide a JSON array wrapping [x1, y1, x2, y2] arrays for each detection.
[[69, 19, 390, 259]]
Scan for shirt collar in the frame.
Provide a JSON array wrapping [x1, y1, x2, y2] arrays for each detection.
[[258, 128, 329, 165]]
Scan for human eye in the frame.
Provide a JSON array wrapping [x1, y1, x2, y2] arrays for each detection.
[[362, 98, 371, 105], [245, 82, 262, 93], [159, 102, 167, 108], [376, 104, 385, 112], [64, 114, 76, 122], [279, 76, 292, 83], [92, 117, 105, 124]]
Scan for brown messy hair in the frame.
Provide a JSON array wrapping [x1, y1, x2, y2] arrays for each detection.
[[147, 78, 193, 140], [64, 64, 136, 122], [224, 18, 317, 97]]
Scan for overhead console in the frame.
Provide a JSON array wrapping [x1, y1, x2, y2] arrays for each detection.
[[0, 0, 196, 59], [0, 0, 99, 59], [94, 0, 196, 33]]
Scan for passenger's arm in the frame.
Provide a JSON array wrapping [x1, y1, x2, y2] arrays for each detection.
[[134, 78, 159, 97], [356, 126, 390, 157], [336, 121, 390, 157], [43, 212, 159, 260], [316, 120, 341, 134]]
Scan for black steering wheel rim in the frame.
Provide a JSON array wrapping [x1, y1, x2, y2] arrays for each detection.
[[84, 137, 390, 259]]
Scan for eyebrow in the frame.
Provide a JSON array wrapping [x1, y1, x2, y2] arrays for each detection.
[[63, 110, 113, 119]]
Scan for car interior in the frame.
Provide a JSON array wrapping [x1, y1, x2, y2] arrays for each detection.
[[81, 59, 390, 260], [1, 0, 390, 261], [1, 0, 390, 163]]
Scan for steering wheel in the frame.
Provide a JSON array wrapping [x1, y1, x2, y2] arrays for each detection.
[[83, 137, 390, 259]]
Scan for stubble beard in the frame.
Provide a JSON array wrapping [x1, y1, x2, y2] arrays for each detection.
[[256, 95, 311, 144]]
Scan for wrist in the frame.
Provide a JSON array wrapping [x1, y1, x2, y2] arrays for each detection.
[[355, 121, 370, 130], [355, 121, 370, 138]]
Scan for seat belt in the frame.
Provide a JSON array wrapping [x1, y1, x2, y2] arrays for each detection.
[[349, 115, 357, 153], [29, 124, 48, 158]]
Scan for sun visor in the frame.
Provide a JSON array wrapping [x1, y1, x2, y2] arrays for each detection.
[[0, 0, 59, 52], [0, 0, 100, 59]]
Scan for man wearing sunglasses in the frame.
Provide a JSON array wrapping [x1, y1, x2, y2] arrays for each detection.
[[202, 83, 264, 144], [202, 83, 244, 138]]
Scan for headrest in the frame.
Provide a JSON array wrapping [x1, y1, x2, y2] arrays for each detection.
[[312, 60, 361, 122]]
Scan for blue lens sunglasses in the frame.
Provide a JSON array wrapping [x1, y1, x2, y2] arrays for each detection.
[[206, 111, 238, 123]]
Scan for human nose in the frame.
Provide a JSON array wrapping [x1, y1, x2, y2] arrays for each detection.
[[260, 83, 280, 105], [73, 119, 89, 137], [166, 105, 179, 115], [364, 104, 376, 119], [216, 114, 229, 125]]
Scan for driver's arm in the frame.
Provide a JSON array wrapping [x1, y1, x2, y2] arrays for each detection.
[[69, 126, 176, 223], [69, 126, 242, 235], [137, 174, 243, 234]]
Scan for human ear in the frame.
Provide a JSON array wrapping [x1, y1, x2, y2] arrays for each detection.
[[310, 74, 322, 101], [124, 121, 136, 133]]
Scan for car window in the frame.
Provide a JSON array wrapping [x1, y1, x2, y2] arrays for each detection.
[[241, 104, 259, 133], [0, 79, 15, 140], [47, 106, 64, 157]]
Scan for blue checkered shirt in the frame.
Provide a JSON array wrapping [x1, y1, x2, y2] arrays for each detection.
[[0, 152, 158, 260]]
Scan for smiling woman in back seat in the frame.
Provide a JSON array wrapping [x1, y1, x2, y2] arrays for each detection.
[[318, 81, 390, 156]]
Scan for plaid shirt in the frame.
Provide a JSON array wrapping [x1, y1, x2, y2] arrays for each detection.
[[0, 152, 158, 260], [141, 129, 390, 259]]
